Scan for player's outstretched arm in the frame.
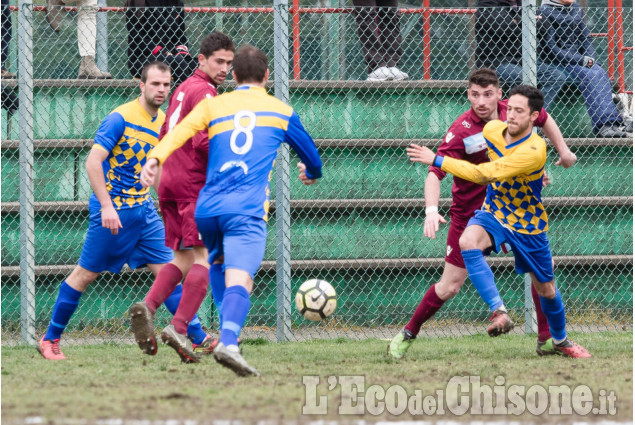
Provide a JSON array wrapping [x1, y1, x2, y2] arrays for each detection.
[[412, 143, 544, 185], [543, 114, 577, 168], [85, 147, 122, 235], [423, 172, 447, 239], [285, 112, 322, 180]]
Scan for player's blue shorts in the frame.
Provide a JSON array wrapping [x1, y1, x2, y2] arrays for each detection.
[[195, 214, 267, 279], [468, 209, 554, 283], [78, 201, 173, 273]]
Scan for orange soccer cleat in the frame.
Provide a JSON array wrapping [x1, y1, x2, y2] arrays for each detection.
[[37, 337, 66, 360]]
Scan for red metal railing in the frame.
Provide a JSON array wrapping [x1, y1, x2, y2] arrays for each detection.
[[8, 3, 631, 91]]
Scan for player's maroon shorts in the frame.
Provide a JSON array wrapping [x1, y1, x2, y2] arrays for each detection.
[[159, 200, 204, 250], [445, 214, 470, 269]]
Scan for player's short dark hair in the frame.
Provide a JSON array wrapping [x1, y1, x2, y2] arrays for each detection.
[[140, 61, 171, 82], [468, 68, 500, 89], [232, 45, 268, 84], [199, 31, 235, 57], [509, 84, 544, 113]]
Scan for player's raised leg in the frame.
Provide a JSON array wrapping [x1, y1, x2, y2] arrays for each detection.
[[459, 223, 514, 337], [38, 266, 98, 360], [197, 214, 265, 377]]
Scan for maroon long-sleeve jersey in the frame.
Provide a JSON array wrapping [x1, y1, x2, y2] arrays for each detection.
[[158, 68, 218, 201]]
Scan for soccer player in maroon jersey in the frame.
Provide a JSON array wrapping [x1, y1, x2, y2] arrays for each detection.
[[388, 68, 578, 359], [130, 32, 235, 362]]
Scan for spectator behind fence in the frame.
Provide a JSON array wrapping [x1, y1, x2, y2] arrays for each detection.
[[352, 0, 408, 81], [2, 0, 15, 78], [540, 0, 630, 138], [46, 0, 112, 78], [474, 0, 567, 109], [125, 0, 197, 85]]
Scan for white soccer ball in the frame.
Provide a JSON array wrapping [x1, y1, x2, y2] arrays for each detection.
[[295, 279, 337, 321]]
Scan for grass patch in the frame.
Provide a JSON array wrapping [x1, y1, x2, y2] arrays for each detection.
[[1, 332, 632, 423]]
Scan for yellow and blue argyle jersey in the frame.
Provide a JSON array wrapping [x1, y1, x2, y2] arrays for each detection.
[[439, 120, 548, 234], [89, 99, 165, 210], [150, 85, 322, 222]]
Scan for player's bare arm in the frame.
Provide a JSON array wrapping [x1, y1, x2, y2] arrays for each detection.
[[423, 172, 447, 239], [85, 147, 122, 235], [297, 162, 317, 186], [543, 115, 577, 168]]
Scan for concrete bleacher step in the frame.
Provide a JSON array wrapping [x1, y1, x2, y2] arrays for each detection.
[[1, 255, 631, 278], [2, 138, 631, 203], [1, 79, 467, 89], [1, 137, 632, 150], [1, 196, 632, 214], [1, 79, 603, 139], [2, 201, 631, 266]]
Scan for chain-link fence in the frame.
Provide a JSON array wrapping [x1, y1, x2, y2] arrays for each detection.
[[1, 1, 632, 345]]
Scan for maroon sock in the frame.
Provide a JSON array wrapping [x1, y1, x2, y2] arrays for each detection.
[[404, 284, 446, 336], [144, 263, 183, 314], [531, 283, 552, 342], [171, 264, 209, 335]]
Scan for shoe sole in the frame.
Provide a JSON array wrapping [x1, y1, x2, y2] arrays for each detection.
[[553, 347, 592, 358], [487, 320, 514, 337], [161, 331, 200, 364], [213, 350, 260, 377], [194, 338, 244, 355], [129, 303, 157, 356], [536, 345, 557, 356]]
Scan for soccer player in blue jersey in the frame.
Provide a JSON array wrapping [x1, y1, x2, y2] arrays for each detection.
[[138, 45, 323, 374], [406, 85, 591, 358], [37, 62, 208, 360]]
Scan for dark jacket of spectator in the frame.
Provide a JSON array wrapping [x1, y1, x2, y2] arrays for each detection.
[[475, 0, 522, 69], [126, 0, 196, 82], [539, 2, 595, 67], [475, 0, 547, 69]]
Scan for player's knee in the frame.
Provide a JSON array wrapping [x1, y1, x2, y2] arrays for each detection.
[[192, 246, 209, 267], [172, 249, 195, 273], [533, 280, 556, 299], [436, 279, 463, 299], [67, 266, 99, 291], [438, 285, 460, 300], [458, 233, 477, 251]]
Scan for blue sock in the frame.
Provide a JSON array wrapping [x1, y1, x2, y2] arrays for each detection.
[[163, 284, 183, 314], [187, 317, 207, 345], [219, 285, 250, 347], [44, 281, 82, 340], [163, 285, 206, 344], [461, 249, 503, 312], [209, 264, 225, 326], [539, 289, 567, 341]]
